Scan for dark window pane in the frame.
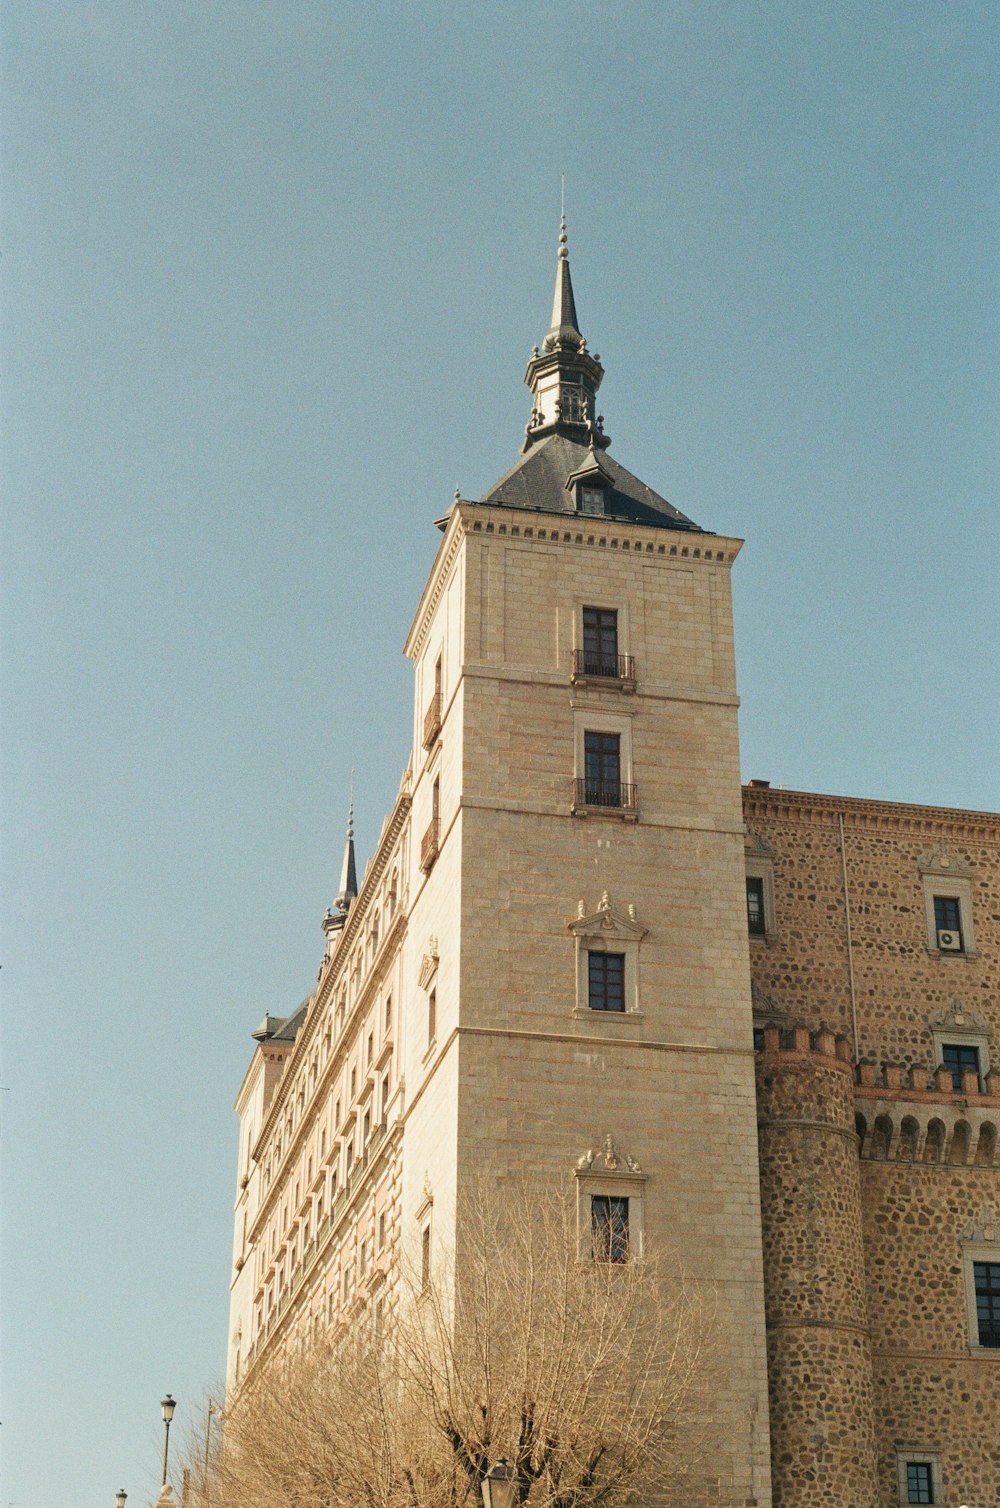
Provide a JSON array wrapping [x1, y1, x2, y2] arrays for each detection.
[[591, 1195, 629, 1262], [933, 895, 963, 949], [584, 731, 621, 804], [583, 608, 619, 675], [588, 952, 625, 1012], [905, 1461, 933, 1502], [942, 1043, 979, 1092], [974, 1262, 1000, 1347], [746, 876, 765, 935]]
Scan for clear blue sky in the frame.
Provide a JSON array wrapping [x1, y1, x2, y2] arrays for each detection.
[[2, 3, 996, 1503]]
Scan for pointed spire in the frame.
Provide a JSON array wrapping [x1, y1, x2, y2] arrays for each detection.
[[334, 800, 358, 911], [544, 209, 584, 353]]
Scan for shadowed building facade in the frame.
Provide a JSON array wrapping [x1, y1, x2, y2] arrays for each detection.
[[225, 226, 999, 1506]]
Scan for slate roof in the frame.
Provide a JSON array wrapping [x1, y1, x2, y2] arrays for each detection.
[[251, 999, 309, 1044], [479, 432, 703, 532]]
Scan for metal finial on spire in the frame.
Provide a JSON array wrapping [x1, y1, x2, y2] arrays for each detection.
[[559, 175, 568, 259]]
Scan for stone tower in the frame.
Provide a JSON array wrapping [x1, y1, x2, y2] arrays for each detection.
[[397, 220, 773, 1502]]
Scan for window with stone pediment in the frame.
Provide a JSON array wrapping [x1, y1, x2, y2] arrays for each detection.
[[574, 1136, 646, 1262], [918, 845, 977, 958], [930, 998, 991, 1093], [568, 894, 647, 1019]]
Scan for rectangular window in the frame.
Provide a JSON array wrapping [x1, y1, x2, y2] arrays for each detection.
[[427, 989, 437, 1047], [588, 951, 625, 1012], [381, 1071, 390, 1118], [591, 1195, 629, 1262], [942, 1042, 980, 1092], [385, 994, 392, 1031], [582, 607, 619, 677], [905, 1462, 933, 1503], [378, 1211, 387, 1250], [746, 876, 766, 935], [974, 1261, 1000, 1348], [421, 1225, 431, 1290], [579, 484, 605, 515], [933, 895, 963, 951], [583, 730, 621, 806]]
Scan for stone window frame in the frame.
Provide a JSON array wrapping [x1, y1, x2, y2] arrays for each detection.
[[568, 895, 647, 1021], [744, 821, 777, 943], [930, 1000, 990, 1092], [569, 593, 635, 689], [573, 1137, 646, 1262], [895, 1450, 942, 1505], [571, 707, 637, 819], [959, 1208, 1000, 1353], [419, 941, 439, 1063], [918, 846, 977, 959], [416, 1180, 434, 1294]]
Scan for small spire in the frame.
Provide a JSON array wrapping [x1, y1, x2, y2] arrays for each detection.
[[545, 204, 583, 352], [335, 799, 358, 910], [522, 205, 609, 453]]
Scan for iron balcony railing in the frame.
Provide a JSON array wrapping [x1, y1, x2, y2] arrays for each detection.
[[420, 817, 440, 872], [571, 649, 636, 683], [422, 692, 443, 749], [572, 778, 638, 813]]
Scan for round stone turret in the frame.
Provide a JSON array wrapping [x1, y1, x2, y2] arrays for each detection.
[[756, 1024, 878, 1507]]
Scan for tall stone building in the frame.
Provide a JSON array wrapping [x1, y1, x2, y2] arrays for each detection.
[[225, 225, 999, 1506]]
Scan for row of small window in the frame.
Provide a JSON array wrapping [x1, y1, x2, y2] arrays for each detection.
[[746, 880, 969, 954]]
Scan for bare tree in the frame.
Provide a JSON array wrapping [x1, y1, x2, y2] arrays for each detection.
[[191, 1180, 715, 1508]]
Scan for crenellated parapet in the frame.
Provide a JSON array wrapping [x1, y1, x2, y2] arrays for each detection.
[[854, 1070, 999, 1167]]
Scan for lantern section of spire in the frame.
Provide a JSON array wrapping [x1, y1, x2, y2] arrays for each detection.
[[523, 216, 609, 454]]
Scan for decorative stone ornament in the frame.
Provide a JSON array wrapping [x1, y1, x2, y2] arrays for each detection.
[[960, 1206, 998, 1245], [575, 1135, 642, 1174], [418, 938, 439, 990], [918, 844, 972, 877], [744, 819, 776, 857], [929, 996, 988, 1035]]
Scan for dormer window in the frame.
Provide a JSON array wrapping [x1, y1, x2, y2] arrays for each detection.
[[579, 485, 605, 515]]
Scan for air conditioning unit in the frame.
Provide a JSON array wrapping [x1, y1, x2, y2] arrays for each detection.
[[937, 929, 962, 952]]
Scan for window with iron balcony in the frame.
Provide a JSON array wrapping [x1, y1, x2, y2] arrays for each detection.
[[422, 654, 443, 750], [420, 777, 441, 872], [573, 731, 637, 814], [572, 607, 635, 685]]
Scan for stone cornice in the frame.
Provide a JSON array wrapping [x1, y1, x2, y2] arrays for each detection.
[[742, 785, 999, 841], [404, 509, 466, 662], [460, 501, 742, 567]]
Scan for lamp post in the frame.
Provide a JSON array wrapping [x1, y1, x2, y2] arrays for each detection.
[[116, 1492, 127, 1508], [480, 1458, 519, 1508], [160, 1393, 177, 1487]]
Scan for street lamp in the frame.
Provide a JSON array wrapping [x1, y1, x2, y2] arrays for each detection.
[[116, 1492, 127, 1508], [160, 1393, 177, 1487], [480, 1458, 518, 1508]]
